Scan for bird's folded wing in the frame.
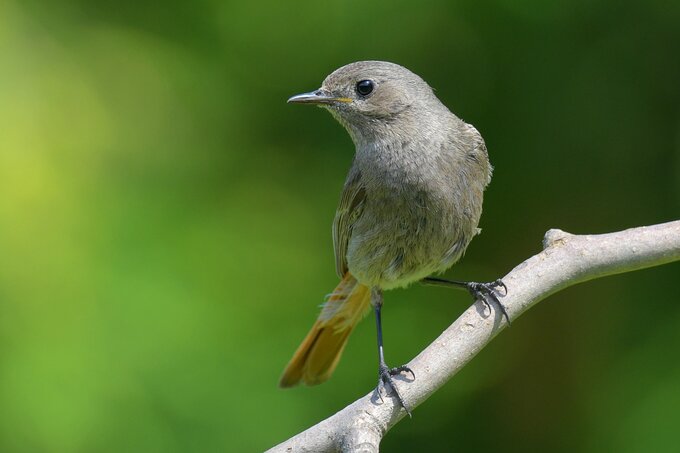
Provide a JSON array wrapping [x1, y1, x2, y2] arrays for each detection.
[[332, 166, 366, 278]]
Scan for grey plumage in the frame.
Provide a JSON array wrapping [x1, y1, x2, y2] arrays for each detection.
[[322, 61, 492, 290], [281, 61, 494, 400]]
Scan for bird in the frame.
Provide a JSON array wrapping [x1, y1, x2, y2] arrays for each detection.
[[280, 61, 506, 415]]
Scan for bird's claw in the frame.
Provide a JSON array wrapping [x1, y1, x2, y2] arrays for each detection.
[[374, 363, 415, 417], [467, 279, 510, 324]]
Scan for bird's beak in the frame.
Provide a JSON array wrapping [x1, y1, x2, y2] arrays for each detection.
[[287, 89, 352, 105]]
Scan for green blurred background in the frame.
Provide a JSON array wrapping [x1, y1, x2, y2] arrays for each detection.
[[1, 0, 679, 451]]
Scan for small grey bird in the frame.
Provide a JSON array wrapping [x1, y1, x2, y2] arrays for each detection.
[[280, 61, 506, 415]]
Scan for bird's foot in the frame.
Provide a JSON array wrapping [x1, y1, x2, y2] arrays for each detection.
[[374, 363, 415, 417], [467, 279, 510, 324]]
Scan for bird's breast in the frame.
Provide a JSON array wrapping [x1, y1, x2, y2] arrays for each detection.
[[345, 136, 484, 289]]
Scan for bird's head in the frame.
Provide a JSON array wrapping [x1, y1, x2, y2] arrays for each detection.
[[288, 61, 442, 145]]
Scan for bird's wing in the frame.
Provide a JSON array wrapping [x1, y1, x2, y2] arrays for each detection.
[[332, 166, 366, 278]]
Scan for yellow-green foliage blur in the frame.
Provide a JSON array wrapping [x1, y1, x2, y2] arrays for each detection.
[[1, 1, 679, 451]]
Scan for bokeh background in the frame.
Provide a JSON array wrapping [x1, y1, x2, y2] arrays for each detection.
[[1, 0, 679, 451]]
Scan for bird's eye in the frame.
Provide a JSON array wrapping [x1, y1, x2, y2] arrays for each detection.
[[356, 80, 374, 96]]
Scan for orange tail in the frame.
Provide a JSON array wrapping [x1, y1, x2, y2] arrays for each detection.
[[279, 273, 371, 387]]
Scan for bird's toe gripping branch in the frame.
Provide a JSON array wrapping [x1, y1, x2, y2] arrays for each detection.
[[466, 279, 510, 324], [422, 276, 510, 324], [375, 363, 416, 417]]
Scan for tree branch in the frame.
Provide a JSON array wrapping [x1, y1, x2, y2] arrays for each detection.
[[267, 220, 680, 453]]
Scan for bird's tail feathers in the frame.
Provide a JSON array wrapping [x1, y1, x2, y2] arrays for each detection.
[[279, 273, 371, 387]]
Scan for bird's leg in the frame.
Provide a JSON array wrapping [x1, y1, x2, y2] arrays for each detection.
[[372, 288, 415, 417], [422, 276, 510, 324]]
